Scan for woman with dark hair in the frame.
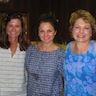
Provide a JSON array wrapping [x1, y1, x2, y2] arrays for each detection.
[[0, 13, 30, 50], [25, 12, 64, 96], [0, 13, 30, 96]]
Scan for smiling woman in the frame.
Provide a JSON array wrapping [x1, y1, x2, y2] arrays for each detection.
[[0, 13, 31, 96], [25, 12, 65, 96], [0, 12, 29, 39], [63, 9, 96, 96]]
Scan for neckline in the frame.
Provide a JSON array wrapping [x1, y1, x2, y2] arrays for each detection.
[[70, 40, 93, 55], [34, 44, 60, 53]]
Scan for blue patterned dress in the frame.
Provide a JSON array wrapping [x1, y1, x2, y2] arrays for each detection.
[[63, 40, 96, 96], [25, 45, 65, 96]]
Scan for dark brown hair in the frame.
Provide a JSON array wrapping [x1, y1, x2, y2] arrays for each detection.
[[0, 13, 30, 51], [35, 11, 59, 42]]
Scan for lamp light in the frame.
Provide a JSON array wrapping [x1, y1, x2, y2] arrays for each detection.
[[0, 0, 10, 3]]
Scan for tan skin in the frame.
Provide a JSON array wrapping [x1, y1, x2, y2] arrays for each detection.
[[71, 18, 92, 54], [6, 19, 22, 56], [37, 22, 58, 52]]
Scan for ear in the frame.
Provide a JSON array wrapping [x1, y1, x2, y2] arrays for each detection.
[[55, 31, 57, 35]]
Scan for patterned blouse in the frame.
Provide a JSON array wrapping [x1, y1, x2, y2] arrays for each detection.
[[63, 40, 96, 96], [25, 45, 65, 96]]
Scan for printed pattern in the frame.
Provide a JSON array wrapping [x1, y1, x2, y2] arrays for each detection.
[[64, 40, 96, 96], [25, 45, 64, 96]]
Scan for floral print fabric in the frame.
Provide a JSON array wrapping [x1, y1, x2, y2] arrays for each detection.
[[63, 40, 96, 96]]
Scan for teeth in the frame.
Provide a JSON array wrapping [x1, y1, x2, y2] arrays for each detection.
[[77, 35, 85, 38], [11, 32, 16, 34]]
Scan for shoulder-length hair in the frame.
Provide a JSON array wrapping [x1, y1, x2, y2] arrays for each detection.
[[0, 13, 30, 51]]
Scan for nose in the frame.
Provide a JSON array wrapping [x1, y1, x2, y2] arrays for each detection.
[[80, 28, 84, 33], [44, 31, 48, 36], [12, 27, 16, 31]]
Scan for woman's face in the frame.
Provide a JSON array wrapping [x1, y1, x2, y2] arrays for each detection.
[[72, 18, 92, 43], [6, 18, 22, 40], [38, 22, 56, 44]]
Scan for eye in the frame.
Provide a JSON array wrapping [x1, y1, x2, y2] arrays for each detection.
[[16, 25, 21, 28], [85, 27, 90, 29], [39, 30, 44, 33], [8, 24, 12, 27], [74, 26, 79, 29], [47, 29, 52, 32]]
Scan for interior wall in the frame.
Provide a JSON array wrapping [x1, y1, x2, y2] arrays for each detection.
[[0, 0, 96, 43]]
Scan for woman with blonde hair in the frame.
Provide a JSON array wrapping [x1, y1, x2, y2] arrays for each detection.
[[63, 9, 96, 96]]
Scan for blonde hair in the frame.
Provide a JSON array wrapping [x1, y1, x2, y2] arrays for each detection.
[[69, 9, 96, 39]]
